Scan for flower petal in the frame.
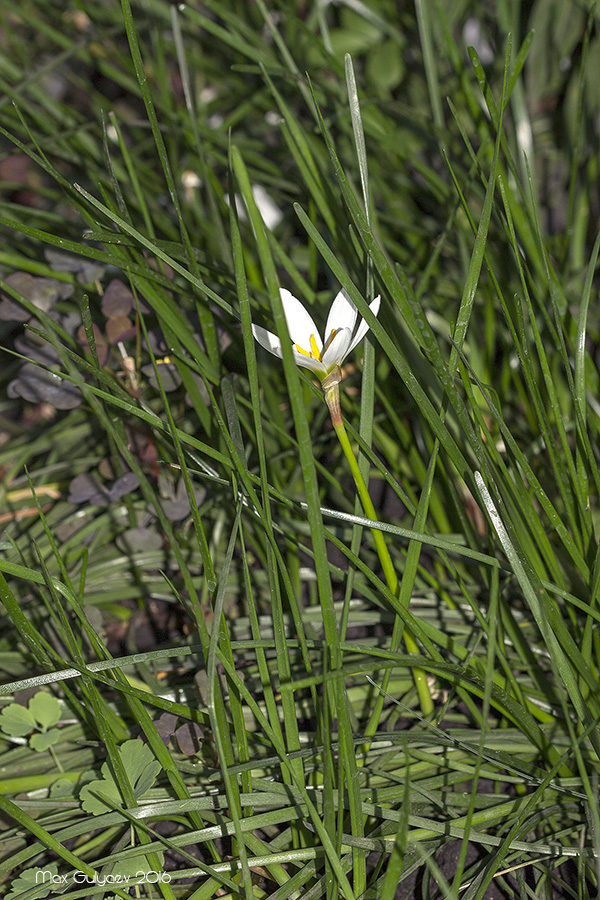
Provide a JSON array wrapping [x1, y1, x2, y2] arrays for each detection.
[[280, 289, 323, 355], [324, 289, 358, 346], [252, 324, 283, 359], [347, 295, 381, 355], [291, 350, 327, 377], [322, 328, 352, 369]]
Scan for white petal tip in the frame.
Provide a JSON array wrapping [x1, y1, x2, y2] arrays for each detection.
[[252, 324, 283, 358]]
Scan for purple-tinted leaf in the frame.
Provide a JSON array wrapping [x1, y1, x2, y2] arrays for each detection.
[[184, 371, 211, 408], [160, 478, 189, 521], [68, 471, 139, 505], [0, 297, 30, 323], [56, 311, 82, 336], [101, 280, 134, 317], [192, 326, 233, 355], [143, 330, 167, 355], [7, 363, 82, 410], [14, 333, 60, 366], [160, 498, 190, 521], [108, 471, 139, 501], [160, 478, 206, 521], [154, 712, 178, 746], [98, 458, 116, 479], [45, 249, 104, 283], [78, 262, 105, 284], [194, 670, 209, 705], [116, 527, 163, 553], [217, 325, 233, 353], [141, 361, 182, 392], [0, 273, 73, 322], [45, 249, 83, 272], [105, 315, 136, 345], [175, 722, 204, 757], [68, 473, 109, 504], [76, 323, 109, 366]]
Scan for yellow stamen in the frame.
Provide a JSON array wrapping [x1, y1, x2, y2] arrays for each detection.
[[295, 334, 322, 360], [324, 328, 337, 351]]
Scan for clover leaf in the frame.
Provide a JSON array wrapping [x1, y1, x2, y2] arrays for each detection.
[[0, 692, 62, 753], [80, 740, 162, 815], [6, 864, 58, 900]]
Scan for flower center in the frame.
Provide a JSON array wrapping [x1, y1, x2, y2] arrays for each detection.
[[295, 330, 337, 362]]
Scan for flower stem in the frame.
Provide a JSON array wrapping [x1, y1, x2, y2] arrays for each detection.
[[323, 376, 434, 716]]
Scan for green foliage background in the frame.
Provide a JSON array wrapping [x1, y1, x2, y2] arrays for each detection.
[[0, 0, 599, 898]]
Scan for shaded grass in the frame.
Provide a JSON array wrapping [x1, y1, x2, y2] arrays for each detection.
[[0, 1, 599, 898]]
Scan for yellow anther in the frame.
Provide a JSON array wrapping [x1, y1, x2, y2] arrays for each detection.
[[295, 334, 323, 360], [309, 334, 321, 360], [324, 329, 337, 351]]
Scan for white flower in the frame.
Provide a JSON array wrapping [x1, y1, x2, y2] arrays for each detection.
[[252, 288, 381, 380]]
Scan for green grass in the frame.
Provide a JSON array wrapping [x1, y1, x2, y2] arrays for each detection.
[[0, 0, 599, 898]]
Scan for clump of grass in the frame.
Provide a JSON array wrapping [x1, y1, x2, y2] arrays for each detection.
[[0, 1, 599, 898]]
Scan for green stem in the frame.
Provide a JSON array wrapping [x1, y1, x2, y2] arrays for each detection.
[[323, 372, 433, 716], [49, 744, 64, 773]]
